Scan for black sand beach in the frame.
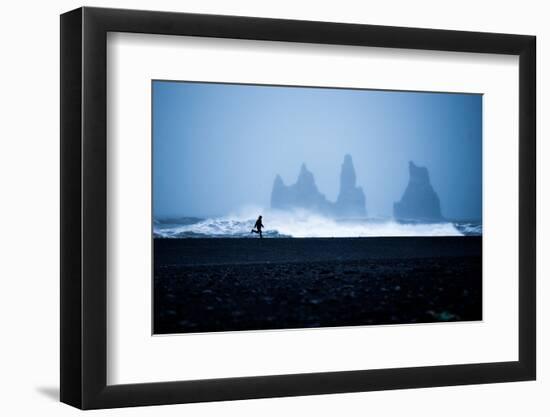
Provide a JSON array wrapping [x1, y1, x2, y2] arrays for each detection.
[[154, 237, 482, 334]]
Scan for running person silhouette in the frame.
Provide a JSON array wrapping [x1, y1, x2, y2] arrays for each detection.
[[250, 215, 264, 238]]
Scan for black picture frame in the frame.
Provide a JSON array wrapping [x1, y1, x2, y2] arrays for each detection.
[[60, 6, 536, 410]]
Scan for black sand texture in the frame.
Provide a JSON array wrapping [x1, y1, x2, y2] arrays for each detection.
[[153, 237, 482, 334]]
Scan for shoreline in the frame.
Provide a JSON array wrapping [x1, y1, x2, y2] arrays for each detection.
[[154, 236, 481, 265]]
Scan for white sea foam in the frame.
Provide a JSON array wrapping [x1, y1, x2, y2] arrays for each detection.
[[154, 208, 477, 238]]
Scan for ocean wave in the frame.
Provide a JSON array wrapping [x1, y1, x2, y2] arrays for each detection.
[[453, 222, 482, 236], [154, 210, 478, 238]]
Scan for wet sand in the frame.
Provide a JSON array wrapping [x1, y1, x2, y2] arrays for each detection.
[[154, 237, 482, 334]]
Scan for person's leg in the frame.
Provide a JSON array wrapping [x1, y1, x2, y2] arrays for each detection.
[[259, 229, 262, 238]]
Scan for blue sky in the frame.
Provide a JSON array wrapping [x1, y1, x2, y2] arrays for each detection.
[[153, 81, 482, 220]]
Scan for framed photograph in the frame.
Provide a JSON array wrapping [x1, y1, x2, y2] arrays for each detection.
[[60, 7, 536, 409]]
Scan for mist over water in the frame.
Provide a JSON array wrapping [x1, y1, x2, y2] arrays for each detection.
[[153, 81, 483, 236]]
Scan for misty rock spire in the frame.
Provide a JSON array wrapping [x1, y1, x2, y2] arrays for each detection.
[[334, 154, 367, 217], [393, 161, 443, 221], [270, 155, 367, 218], [270, 164, 332, 214]]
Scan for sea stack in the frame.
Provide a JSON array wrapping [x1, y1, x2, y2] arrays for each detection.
[[270, 163, 333, 214], [393, 161, 443, 221], [334, 154, 367, 217], [271, 155, 367, 218]]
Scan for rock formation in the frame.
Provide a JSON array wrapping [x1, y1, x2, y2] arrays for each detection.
[[270, 163, 333, 214], [271, 155, 367, 218], [393, 161, 443, 221], [334, 155, 367, 218]]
